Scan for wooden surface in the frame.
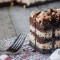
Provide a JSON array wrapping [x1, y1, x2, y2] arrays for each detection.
[[0, 1, 60, 40], [0, 7, 16, 40]]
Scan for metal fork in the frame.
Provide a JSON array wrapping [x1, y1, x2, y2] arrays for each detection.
[[7, 33, 27, 53]]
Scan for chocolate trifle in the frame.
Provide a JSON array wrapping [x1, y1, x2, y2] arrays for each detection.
[[16, 0, 48, 5], [29, 9, 60, 54], [16, 0, 58, 8]]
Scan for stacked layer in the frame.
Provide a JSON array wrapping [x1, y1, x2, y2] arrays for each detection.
[[29, 9, 60, 54], [16, 0, 48, 6], [0, 0, 59, 7], [16, 0, 55, 7]]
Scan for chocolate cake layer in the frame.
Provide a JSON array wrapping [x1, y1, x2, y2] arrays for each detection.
[[30, 30, 60, 43], [30, 25, 60, 38], [0, 0, 11, 7], [30, 34, 60, 49], [30, 41, 60, 54], [30, 41, 52, 54]]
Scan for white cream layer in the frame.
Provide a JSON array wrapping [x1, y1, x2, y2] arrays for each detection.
[[16, 0, 21, 2], [0, 0, 11, 3], [16, 0, 47, 6], [21, 0, 36, 6], [30, 34, 60, 49], [4, 0, 11, 2], [0, 0, 4, 3]]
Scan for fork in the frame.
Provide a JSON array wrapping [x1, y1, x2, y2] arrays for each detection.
[[7, 33, 27, 53]]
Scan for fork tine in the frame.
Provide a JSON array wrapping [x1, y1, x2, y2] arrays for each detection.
[[14, 34, 26, 50], [13, 34, 26, 51], [16, 34, 26, 50], [11, 34, 23, 49], [10, 33, 21, 48], [15, 34, 23, 49], [15, 34, 26, 50]]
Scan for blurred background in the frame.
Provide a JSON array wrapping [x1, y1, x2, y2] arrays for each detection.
[[0, 0, 60, 40]]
